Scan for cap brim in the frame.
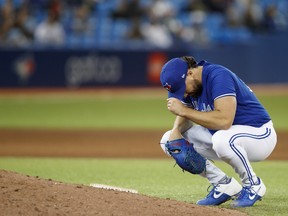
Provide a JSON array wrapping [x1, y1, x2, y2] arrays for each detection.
[[168, 84, 186, 101]]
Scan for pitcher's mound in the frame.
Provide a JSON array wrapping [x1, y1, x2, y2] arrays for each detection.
[[0, 170, 246, 216]]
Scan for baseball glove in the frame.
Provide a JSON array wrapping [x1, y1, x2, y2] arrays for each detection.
[[165, 138, 206, 174]]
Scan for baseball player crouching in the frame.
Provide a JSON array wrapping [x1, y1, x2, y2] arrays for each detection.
[[159, 56, 277, 207]]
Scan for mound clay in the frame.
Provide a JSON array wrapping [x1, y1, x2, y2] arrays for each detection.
[[0, 170, 247, 216]]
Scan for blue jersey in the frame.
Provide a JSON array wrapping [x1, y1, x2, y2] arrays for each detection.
[[184, 60, 271, 134]]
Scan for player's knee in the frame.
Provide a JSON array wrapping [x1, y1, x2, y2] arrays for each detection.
[[212, 130, 230, 158], [160, 130, 171, 156]]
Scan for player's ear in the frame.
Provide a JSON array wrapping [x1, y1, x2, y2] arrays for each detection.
[[187, 69, 193, 76]]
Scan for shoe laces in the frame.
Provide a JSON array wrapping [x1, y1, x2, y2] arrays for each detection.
[[205, 177, 231, 198], [205, 184, 218, 198], [237, 186, 258, 199]]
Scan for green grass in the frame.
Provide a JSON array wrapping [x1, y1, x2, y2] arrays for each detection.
[[0, 158, 287, 216], [0, 93, 287, 130], [258, 95, 288, 130], [0, 94, 174, 129]]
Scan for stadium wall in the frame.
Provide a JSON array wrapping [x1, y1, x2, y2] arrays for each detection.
[[0, 32, 287, 87], [0, 49, 187, 88]]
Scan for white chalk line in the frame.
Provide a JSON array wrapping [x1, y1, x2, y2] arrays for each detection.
[[90, 183, 138, 194]]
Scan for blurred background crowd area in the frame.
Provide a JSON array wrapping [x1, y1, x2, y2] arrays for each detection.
[[0, 0, 287, 49]]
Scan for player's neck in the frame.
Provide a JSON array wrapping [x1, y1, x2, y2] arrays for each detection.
[[195, 66, 203, 83]]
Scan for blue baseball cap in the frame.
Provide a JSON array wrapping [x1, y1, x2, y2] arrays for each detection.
[[160, 58, 188, 100]]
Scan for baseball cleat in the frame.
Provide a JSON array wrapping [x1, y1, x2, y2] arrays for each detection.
[[231, 177, 266, 208], [196, 177, 242, 206]]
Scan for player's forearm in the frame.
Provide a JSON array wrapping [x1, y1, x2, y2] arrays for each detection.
[[180, 107, 232, 130], [169, 116, 193, 141], [172, 116, 193, 133]]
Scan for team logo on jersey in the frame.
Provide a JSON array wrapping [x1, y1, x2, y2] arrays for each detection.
[[163, 82, 172, 91]]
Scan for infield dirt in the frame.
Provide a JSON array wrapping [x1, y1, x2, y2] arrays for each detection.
[[0, 128, 287, 159]]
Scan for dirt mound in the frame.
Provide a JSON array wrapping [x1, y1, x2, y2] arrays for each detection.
[[0, 170, 247, 216]]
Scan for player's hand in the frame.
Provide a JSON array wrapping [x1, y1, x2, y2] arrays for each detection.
[[167, 98, 186, 116]]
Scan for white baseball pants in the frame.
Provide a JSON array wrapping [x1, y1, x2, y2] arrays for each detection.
[[160, 121, 277, 186]]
